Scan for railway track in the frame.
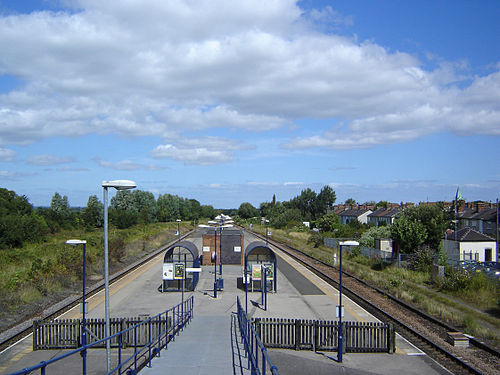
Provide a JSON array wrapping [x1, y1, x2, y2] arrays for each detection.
[[0, 232, 192, 354], [245, 228, 500, 375]]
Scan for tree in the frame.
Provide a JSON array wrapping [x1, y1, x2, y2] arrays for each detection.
[[401, 205, 449, 250], [314, 185, 336, 218], [345, 198, 357, 206], [390, 216, 427, 254], [287, 188, 317, 220], [82, 195, 103, 229], [157, 194, 180, 222], [50, 192, 71, 217], [317, 213, 341, 233], [238, 202, 259, 219], [131, 190, 157, 224], [0, 188, 48, 247], [359, 225, 391, 248]]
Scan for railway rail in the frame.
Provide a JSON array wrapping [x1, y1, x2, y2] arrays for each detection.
[[0, 232, 192, 354], [246, 228, 500, 375]]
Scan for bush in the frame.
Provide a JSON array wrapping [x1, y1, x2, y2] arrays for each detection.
[[307, 233, 323, 248], [408, 245, 434, 273], [109, 235, 126, 262]]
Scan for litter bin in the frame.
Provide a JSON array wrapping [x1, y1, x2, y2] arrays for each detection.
[[217, 278, 224, 291]]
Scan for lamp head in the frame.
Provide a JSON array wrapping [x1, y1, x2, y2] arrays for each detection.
[[102, 180, 136, 190], [66, 239, 87, 245]]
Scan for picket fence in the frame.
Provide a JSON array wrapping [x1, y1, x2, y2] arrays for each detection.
[[253, 318, 395, 353], [33, 315, 175, 350]]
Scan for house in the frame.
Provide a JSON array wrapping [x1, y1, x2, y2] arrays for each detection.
[[338, 206, 373, 225], [457, 201, 498, 238], [368, 206, 402, 226], [442, 227, 497, 264]]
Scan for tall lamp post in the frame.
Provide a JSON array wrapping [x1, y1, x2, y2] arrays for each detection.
[[102, 179, 136, 372], [66, 239, 87, 375], [338, 240, 359, 363], [265, 219, 269, 244]]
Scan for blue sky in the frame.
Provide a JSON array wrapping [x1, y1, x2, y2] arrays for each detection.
[[0, 0, 499, 209]]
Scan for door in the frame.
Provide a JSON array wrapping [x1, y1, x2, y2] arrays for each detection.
[[485, 248, 492, 262]]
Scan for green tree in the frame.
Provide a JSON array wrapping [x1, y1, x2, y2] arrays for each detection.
[[0, 188, 48, 247], [82, 195, 103, 229], [391, 216, 427, 254], [317, 213, 341, 233], [402, 205, 449, 250], [345, 198, 357, 206], [238, 202, 259, 219], [359, 225, 391, 248], [314, 186, 336, 218], [50, 192, 71, 217], [131, 190, 157, 224]]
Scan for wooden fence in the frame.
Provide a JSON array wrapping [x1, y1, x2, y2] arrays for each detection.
[[33, 315, 175, 350], [253, 318, 395, 353]]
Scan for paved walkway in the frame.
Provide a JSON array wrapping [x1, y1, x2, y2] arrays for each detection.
[[140, 315, 237, 375]]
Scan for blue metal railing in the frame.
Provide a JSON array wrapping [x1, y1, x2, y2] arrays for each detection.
[[236, 297, 278, 375], [9, 296, 194, 375]]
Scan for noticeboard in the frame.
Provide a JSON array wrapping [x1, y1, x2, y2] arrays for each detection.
[[252, 264, 262, 281], [262, 264, 274, 280], [174, 263, 185, 280], [163, 263, 174, 280]]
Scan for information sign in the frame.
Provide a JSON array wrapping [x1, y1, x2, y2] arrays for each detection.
[[174, 263, 185, 280], [162, 263, 174, 280]]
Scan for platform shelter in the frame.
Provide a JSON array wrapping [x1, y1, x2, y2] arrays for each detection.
[[161, 241, 200, 292], [244, 241, 277, 292]]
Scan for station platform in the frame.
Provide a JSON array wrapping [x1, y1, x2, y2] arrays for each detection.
[[136, 246, 451, 375], [0, 236, 451, 375]]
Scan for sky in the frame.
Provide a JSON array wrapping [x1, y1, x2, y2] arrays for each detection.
[[0, 0, 499, 209]]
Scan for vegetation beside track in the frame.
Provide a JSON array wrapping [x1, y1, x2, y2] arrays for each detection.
[[244, 222, 500, 349], [0, 221, 192, 333]]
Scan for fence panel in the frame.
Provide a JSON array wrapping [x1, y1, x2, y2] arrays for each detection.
[[253, 318, 393, 353], [33, 316, 172, 350]]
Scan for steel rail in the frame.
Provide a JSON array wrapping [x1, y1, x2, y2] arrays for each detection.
[[244, 227, 495, 375], [0, 230, 193, 353]]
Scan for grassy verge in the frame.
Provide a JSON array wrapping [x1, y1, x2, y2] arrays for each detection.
[[0, 221, 190, 333]]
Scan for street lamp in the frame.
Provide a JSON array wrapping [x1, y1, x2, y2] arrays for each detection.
[[265, 219, 269, 244], [338, 240, 359, 363], [102, 179, 136, 372], [176, 219, 181, 240], [65, 239, 87, 375]]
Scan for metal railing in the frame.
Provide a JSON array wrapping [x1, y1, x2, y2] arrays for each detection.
[[9, 296, 194, 375], [236, 297, 278, 375]]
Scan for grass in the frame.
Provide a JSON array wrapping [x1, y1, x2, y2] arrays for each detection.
[[0, 221, 189, 332]]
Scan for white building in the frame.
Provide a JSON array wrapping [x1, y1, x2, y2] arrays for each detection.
[[442, 227, 497, 263]]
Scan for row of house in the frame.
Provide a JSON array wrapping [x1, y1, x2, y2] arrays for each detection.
[[329, 201, 499, 263], [330, 203, 412, 226]]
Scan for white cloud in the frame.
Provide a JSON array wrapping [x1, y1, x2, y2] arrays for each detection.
[[0, 147, 16, 161], [0, 0, 498, 150], [28, 154, 74, 166], [151, 136, 246, 165], [94, 157, 164, 171]]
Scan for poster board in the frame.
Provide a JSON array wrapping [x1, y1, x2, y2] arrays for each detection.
[[174, 263, 185, 280], [162, 263, 174, 280], [252, 264, 262, 281], [262, 263, 274, 280]]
